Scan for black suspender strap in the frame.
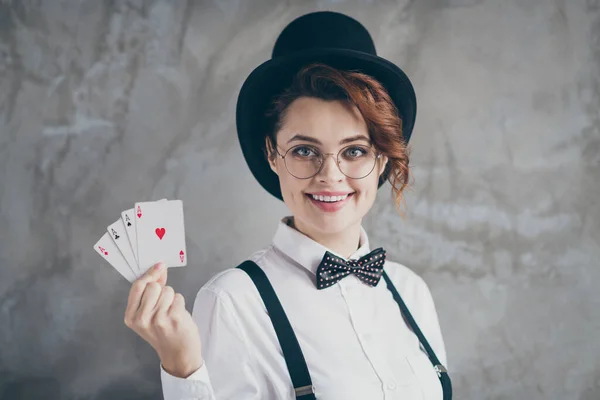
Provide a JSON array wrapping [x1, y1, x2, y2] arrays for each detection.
[[237, 260, 452, 400], [382, 270, 453, 400], [237, 260, 316, 400]]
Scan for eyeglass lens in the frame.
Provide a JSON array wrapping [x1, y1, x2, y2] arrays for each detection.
[[283, 144, 378, 179]]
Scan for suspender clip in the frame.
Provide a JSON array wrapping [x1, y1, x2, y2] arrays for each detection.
[[294, 384, 314, 396], [434, 364, 447, 377]]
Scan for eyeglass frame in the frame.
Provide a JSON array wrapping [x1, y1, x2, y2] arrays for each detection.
[[273, 142, 383, 180]]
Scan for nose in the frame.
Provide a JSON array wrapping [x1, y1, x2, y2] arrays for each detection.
[[316, 153, 344, 182]]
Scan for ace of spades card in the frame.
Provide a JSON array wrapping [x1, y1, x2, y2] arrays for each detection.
[[120, 208, 138, 264], [135, 199, 187, 274]]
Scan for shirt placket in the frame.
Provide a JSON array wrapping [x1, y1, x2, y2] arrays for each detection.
[[340, 276, 397, 400], [338, 279, 422, 400]]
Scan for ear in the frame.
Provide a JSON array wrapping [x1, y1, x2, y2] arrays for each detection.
[[265, 136, 279, 176], [378, 154, 389, 178]]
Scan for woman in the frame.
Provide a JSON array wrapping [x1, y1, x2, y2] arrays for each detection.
[[124, 11, 451, 400]]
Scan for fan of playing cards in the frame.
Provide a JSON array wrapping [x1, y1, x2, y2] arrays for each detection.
[[93, 199, 187, 282]]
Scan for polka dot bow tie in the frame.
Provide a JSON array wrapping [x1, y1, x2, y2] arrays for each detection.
[[315, 247, 387, 290]]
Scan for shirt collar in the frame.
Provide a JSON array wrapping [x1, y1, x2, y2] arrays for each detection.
[[272, 216, 372, 277]]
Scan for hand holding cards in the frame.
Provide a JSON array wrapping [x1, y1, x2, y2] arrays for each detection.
[[123, 262, 204, 378], [93, 199, 187, 282]]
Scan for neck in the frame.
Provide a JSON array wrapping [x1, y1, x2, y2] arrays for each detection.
[[289, 216, 362, 259]]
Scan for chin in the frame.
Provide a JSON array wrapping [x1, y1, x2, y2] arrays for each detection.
[[304, 208, 361, 233], [287, 190, 365, 230]]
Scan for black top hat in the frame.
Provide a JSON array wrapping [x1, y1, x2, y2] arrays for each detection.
[[236, 11, 417, 201]]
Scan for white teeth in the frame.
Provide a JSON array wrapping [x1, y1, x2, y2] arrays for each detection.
[[310, 194, 350, 202]]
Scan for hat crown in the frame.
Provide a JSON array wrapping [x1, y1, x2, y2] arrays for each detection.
[[272, 11, 377, 58]]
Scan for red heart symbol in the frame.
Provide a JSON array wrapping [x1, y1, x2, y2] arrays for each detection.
[[155, 228, 166, 240]]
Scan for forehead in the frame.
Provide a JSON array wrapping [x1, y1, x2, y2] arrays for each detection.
[[277, 97, 369, 145]]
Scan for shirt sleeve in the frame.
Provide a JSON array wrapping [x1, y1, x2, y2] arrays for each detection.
[[160, 360, 213, 399], [160, 287, 262, 400], [414, 275, 449, 369]]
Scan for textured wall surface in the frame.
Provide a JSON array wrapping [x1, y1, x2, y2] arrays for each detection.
[[0, 1, 599, 399]]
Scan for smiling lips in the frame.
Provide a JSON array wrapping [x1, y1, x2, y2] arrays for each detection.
[[305, 192, 355, 212]]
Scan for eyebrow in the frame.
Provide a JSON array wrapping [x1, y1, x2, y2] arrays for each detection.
[[287, 134, 371, 145]]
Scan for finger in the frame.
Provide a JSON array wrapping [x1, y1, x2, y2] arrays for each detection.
[[152, 286, 176, 332], [125, 262, 166, 324], [136, 282, 163, 322], [155, 286, 175, 315], [168, 293, 186, 315]]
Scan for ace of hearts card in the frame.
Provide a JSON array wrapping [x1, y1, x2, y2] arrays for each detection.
[[134, 199, 187, 274]]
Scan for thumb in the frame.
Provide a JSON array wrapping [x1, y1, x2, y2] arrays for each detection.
[[156, 264, 168, 287], [144, 261, 168, 287]]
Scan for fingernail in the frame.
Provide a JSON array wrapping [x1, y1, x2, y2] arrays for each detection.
[[154, 262, 165, 271]]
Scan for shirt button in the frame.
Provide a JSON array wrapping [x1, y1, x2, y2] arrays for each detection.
[[386, 382, 397, 390]]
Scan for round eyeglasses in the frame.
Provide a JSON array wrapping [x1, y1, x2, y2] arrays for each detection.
[[275, 144, 382, 180]]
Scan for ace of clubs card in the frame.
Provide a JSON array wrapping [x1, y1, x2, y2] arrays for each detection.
[[135, 199, 187, 274]]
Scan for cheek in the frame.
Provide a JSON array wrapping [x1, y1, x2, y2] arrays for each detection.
[[355, 176, 379, 203], [278, 171, 304, 202]]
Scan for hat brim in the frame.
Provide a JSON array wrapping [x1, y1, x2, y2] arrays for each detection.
[[236, 47, 417, 201]]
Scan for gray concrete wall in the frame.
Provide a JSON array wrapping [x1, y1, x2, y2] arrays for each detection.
[[0, 1, 598, 399]]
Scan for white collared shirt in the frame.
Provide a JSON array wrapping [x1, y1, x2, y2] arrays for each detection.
[[161, 216, 448, 400]]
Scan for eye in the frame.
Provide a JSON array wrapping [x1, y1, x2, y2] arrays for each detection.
[[291, 145, 319, 158], [343, 146, 369, 158]]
